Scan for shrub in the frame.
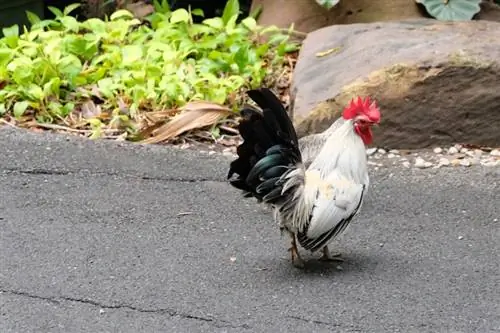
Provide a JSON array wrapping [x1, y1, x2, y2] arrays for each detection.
[[0, 0, 299, 140]]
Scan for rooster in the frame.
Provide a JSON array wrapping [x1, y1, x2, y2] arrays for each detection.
[[227, 88, 381, 268]]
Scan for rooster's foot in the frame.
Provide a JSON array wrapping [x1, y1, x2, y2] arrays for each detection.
[[288, 246, 305, 268], [287, 232, 305, 268], [319, 246, 344, 262]]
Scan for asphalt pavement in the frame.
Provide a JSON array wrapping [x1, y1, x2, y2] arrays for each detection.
[[0, 127, 499, 333]]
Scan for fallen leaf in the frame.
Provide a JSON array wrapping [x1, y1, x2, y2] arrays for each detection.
[[139, 101, 232, 144], [315, 46, 342, 57], [81, 100, 102, 119]]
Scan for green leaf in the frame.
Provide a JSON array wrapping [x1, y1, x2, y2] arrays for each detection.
[[315, 0, 340, 10], [43, 77, 61, 97], [225, 14, 239, 34], [121, 45, 143, 65], [63, 3, 81, 16], [222, 0, 240, 25], [26, 11, 41, 25], [60, 16, 80, 32], [2, 25, 19, 38], [47, 6, 64, 18], [202, 17, 224, 30], [110, 9, 135, 21], [2, 25, 19, 49], [153, 0, 170, 14], [58, 54, 83, 81], [82, 18, 106, 33], [191, 9, 204, 17], [415, 0, 481, 21], [170, 9, 190, 23], [241, 17, 257, 31], [249, 4, 263, 19], [13, 101, 29, 117], [26, 84, 44, 100], [0, 103, 6, 116]]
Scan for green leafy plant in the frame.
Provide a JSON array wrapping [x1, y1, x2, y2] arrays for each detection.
[[315, 0, 340, 10], [0, 2, 299, 140], [415, 0, 481, 21]]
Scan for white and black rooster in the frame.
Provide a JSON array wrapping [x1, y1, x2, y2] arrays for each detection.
[[227, 88, 381, 268]]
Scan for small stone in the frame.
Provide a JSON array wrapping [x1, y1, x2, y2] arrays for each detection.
[[450, 159, 461, 166], [454, 144, 463, 150], [402, 161, 411, 168], [389, 149, 399, 154], [474, 149, 483, 157], [99, 309, 105, 315], [458, 236, 464, 240], [230, 256, 237, 262], [481, 160, 499, 167], [208, 151, 216, 155], [414, 157, 432, 169], [460, 148, 469, 154], [460, 159, 471, 167], [490, 149, 500, 157], [387, 153, 396, 159], [438, 157, 450, 166], [470, 158, 480, 165], [378, 148, 387, 154], [366, 147, 377, 156], [433, 147, 443, 154], [448, 147, 459, 154]]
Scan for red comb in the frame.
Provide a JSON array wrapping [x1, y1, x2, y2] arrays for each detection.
[[342, 96, 380, 122]]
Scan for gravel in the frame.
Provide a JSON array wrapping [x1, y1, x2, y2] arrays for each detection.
[[175, 141, 500, 171], [368, 144, 499, 170]]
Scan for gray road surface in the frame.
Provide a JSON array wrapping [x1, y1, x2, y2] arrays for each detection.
[[0, 127, 499, 333]]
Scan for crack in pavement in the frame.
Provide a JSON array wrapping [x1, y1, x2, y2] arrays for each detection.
[[286, 315, 365, 331], [286, 315, 341, 328], [0, 289, 250, 329], [0, 167, 225, 183]]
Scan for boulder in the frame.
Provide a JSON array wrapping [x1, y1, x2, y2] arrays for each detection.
[[291, 19, 500, 149], [250, 0, 425, 34]]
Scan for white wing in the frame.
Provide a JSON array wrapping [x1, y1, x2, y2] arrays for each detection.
[[296, 171, 365, 252]]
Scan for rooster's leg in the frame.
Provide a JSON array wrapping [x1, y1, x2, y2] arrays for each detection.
[[287, 231, 305, 268], [319, 245, 344, 262]]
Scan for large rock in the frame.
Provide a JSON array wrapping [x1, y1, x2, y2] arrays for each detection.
[[250, 0, 424, 34], [291, 19, 500, 149]]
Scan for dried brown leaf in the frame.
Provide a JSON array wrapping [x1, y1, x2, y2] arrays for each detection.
[[81, 100, 102, 119], [139, 101, 232, 144]]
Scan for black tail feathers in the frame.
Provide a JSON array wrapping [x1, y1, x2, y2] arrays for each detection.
[[227, 88, 302, 203]]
